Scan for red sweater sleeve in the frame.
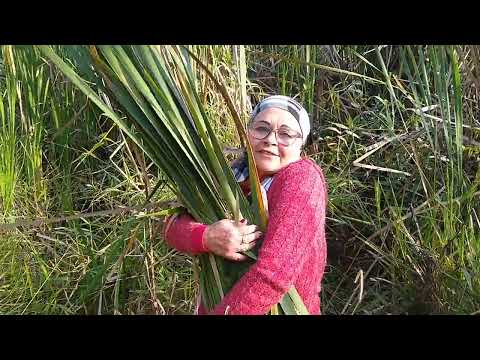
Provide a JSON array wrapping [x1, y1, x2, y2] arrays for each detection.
[[163, 212, 209, 255], [211, 159, 327, 315]]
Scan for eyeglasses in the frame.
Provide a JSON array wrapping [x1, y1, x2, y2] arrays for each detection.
[[248, 125, 302, 146]]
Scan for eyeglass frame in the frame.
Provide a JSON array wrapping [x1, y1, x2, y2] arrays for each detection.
[[247, 123, 303, 147]]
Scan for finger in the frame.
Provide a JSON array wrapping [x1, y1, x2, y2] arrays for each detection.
[[253, 231, 263, 240], [240, 224, 259, 235], [227, 252, 247, 262], [241, 231, 262, 244], [238, 241, 256, 253]]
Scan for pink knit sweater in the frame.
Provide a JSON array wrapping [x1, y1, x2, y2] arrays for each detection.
[[163, 158, 327, 315]]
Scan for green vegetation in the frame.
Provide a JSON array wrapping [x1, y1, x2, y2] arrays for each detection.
[[0, 45, 479, 314]]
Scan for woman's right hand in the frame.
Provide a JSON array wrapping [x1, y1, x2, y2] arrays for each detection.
[[203, 219, 263, 261]]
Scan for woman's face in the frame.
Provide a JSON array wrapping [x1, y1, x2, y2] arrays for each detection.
[[247, 107, 303, 180]]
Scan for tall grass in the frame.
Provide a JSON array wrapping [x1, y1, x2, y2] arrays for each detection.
[[1, 45, 479, 314], [0, 46, 18, 217], [13, 46, 50, 207]]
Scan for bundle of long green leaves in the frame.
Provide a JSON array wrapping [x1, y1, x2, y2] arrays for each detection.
[[38, 45, 308, 314]]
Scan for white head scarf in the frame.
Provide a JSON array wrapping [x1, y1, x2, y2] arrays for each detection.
[[251, 95, 310, 144]]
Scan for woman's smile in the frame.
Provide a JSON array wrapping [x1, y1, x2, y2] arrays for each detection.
[[257, 149, 279, 157]]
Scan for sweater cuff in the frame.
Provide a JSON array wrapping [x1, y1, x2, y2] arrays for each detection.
[[191, 223, 209, 253]]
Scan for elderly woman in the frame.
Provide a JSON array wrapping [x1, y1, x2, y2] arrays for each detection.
[[163, 95, 327, 315]]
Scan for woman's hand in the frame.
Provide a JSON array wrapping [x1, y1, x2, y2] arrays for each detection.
[[203, 219, 263, 261]]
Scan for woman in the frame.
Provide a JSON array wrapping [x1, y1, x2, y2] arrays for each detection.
[[163, 95, 327, 315]]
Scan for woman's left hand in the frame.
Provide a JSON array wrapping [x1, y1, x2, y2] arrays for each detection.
[[203, 219, 262, 261]]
